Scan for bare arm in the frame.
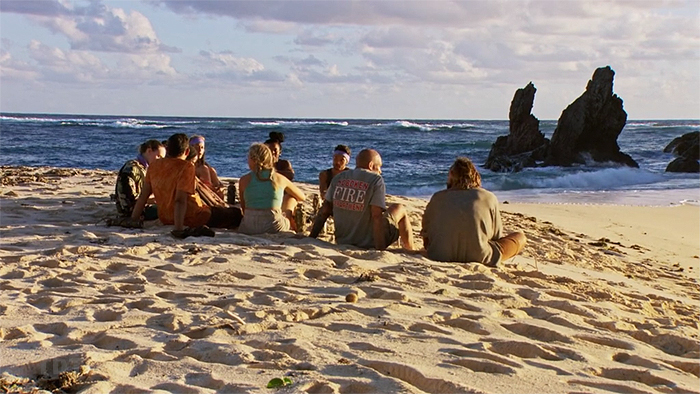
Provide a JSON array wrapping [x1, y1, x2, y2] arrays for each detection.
[[319, 170, 328, 197], [420, 200, 431, 250], [371, 205, 386, 250], [238, 174, 250, 213], [209, 166, 222, 187], [173, 190, 187, 231], [281, 175, 305, 202], [130, 182, 152, 221], [309, 200, 333, 238]]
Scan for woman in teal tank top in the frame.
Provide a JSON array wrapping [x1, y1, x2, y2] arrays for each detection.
[[238, 143, 305, 235]]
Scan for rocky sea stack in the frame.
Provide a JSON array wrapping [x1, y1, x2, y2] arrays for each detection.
[[546, 66, 637, 168], [664, 131, 699, 173], [484, 82, 548, 172], [485, 66, 638, 172]]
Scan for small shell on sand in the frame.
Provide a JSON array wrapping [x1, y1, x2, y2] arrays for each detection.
[[345, 293, 358, 303]]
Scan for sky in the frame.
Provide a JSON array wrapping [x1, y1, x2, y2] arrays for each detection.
[[1, 0, 699, 119]]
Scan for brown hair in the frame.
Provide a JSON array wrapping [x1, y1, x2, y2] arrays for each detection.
[[138, 139, 163, 155], [166, 133, 189, 158], [449, 157, 481, 189]]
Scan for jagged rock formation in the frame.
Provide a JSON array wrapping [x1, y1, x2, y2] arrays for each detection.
[[545, 66, 638, 168], [664, 131, 699, 173], [484, 82, 549, 172]]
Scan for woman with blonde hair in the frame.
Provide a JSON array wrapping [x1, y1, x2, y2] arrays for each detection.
[[238, 143, 305, 234]]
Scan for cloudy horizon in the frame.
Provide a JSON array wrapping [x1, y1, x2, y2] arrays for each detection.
[[1, 0, 698, 119]]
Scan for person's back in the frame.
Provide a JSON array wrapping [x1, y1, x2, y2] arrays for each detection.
[[115, 139, 164, 220], [422, 188, 502, 265], [147, 157, 210, 227], [238, 143, 305, 235], [330, 167, 386, 248], [421, 157, 526, 266], [244, 169, 284, 210], [115, 158, 146, 217]]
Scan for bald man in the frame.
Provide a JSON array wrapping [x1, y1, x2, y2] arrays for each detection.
[[310, 149, 415, 250]]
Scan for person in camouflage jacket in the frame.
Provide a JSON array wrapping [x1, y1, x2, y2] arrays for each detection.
[[115, 140, 165, 219]]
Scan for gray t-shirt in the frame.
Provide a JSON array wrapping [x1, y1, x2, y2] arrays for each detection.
[[325, 168, 386, 248], [421, 188, 503, 265]]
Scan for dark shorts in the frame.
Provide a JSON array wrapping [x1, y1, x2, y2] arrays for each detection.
[[207, 206, 243, 229], [384, 211, 400, 246]]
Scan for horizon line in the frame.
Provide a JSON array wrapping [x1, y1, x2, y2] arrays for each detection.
[[1, 111, 698, 122]]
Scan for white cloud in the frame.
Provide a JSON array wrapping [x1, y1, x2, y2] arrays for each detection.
[[198, 50, 265, 74], [195, 50, 286, 84], [0, 49, 40, 81], [114, 53, 178, 79], [1, 0, 698, 118], [7, 1, 177, 54], [21, 39, 177, 85], [27, 40, 109, 83]]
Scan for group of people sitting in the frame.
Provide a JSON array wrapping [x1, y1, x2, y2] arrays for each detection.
[[113, 132, 526, 266]]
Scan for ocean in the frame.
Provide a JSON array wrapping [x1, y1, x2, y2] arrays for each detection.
[[1, 113, 698, 206]]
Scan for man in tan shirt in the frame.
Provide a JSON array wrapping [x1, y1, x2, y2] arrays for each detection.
[[421, 157, 526, 266]]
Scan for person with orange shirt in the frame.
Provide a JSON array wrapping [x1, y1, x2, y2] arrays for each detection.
[[130, 133, 242, 238]]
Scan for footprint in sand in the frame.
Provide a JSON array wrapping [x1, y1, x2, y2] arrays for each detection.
[[151, 382, 202, 393], [126, 298, 172, 313], [33, 322, 71, 337], [568, 379, 655, 394], [448, 358, 517, 375], [630, 330, 700, 358], [574, 334, 635, 350], [501, 322, 573, 343], [438, 299, 482, 312], [594, 367, 678, 389], [154, 263, 185, 272], [612, 352, 662, 370], [155, 291, 207, 301], [147, 313, 193, 333], [90, 308, 125, 322], [245, 339, 314, 362], [441, 317, 490, 335], [442, 348, 523, 368], [486, 340, 563, 361], [184, 372, 225, 390], [522, 359, 572, 375], [662, 359, 700, 377], [408, 322, 453, 335], [532, 299, 597, 318], [1, 268, 26, 279], [327, 254, 352, 269], [27, 295, 56, 310], [348, 341, 394, 353], [299, 268, 329, 280], [361, 359, 473, 394], [207, 270, 256, 283], [82, 332, 138, 351]]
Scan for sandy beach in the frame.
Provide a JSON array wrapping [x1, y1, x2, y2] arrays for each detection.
[[1, 166, 698, 394]]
